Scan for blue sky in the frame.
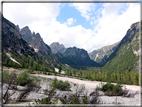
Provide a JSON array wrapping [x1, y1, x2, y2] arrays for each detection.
[[57, 3, 93, 29], [3, 3, 140, 52], [56, 3, 130, 30], [56, 3, 104, 30]]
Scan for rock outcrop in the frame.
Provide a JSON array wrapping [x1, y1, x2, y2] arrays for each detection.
[[20, 26, 52, 56]]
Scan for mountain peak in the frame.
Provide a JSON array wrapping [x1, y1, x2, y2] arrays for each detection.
[[20, 26, 32, 42], [16, 25, 20, 31], [32, 32, 42, 40], [23, 26, 30, 30], [20, 26, 52, 56], [63, 47, 99, 67], [50, 42, 66, 54]]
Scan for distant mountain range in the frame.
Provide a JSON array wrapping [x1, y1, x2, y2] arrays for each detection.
[[63, 47, 99, 67], [2, 13, 140, 72], [49, 41, 120, 66], [89, 42, 120, 65], [50, 43, 99, 67]]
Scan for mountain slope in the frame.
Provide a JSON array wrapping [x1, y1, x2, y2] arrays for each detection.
[[89, 42, 120, 65], [55, 52, 76, 66], [20, 26, 60, 67], [2, 15, 38, 67], [102, 21, 140, 73], [2, 18, 38, 59], [63, 47, 99, 67], [50, 42, 66, 54], [2, 15, 55, 71]]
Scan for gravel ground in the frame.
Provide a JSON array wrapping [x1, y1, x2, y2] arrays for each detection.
[[2, 67, 141, 105], [32, 74, 141, 105], [32, 74, 140, 92]]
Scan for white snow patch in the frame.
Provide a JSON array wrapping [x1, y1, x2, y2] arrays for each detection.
[[133, 48, 141, 56], [95, 53, 99, 61], [6, 53, 20, 65], [34, 48, 39, 52], [54, 68, 65, 74], [65, 64, 70, 67]]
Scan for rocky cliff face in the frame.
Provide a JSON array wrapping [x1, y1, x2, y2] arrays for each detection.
[[2, 16, 38, 59], [63, 47, 99, 67], [50, 42, 66, 54], [89, 42, 120, 65], [20, 26, 52, 56]]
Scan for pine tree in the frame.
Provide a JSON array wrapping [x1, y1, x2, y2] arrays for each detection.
[[73, 70, 76, 77], [104, 71, 108, 81], [79, 69, 82, 77], [59, 64, 62, 74], [53, 67, 55, 73]]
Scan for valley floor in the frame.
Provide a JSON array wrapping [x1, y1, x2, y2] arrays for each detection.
[[32, 74, 140, 92], [32, 74, 141, 105], [2, 67, 141, 106]]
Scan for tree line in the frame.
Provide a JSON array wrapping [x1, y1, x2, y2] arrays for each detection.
[[65, 69, 139, 85]]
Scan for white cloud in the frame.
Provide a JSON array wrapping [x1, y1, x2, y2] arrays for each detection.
[[3, 3, 60, 32], [43, 21, 94, 51], [92, 3, 140, 49], [64, 18, 76, 26], [3, 3, 140, 53], [70, 3, 95, 21]]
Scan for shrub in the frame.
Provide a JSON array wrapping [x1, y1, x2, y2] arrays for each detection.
[[25, 67, 33, 73], [100, 83, 124, 96], [2, 72, 17, 104], [3, 70, 10, 82], [35, 97, 51, 104], [101, 82, 114, 92], [48, 72, 51, 75], [43, 71, 47, 75], [3, 70, 18, 85], [54, 71, 57, 76], [17, 72, 32, 86], [112, 84, 124, 96], [51, 78, 71, 91]]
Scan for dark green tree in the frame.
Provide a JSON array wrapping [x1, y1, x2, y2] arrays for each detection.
[[59, 64, 62, 74]]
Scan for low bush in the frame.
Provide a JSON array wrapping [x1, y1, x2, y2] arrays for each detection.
[[100, 82, 114, 92], [48, 72, 52, 75], [17, 72, 32, 86], [100, 82, 124, 96], [43, 71, 47, 75], [3, 70, 10, 82], [51, 78, 71, 91], [3, 71, 17, 85], [35, 97, 51, 104], [25, 67, 34, 73]]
